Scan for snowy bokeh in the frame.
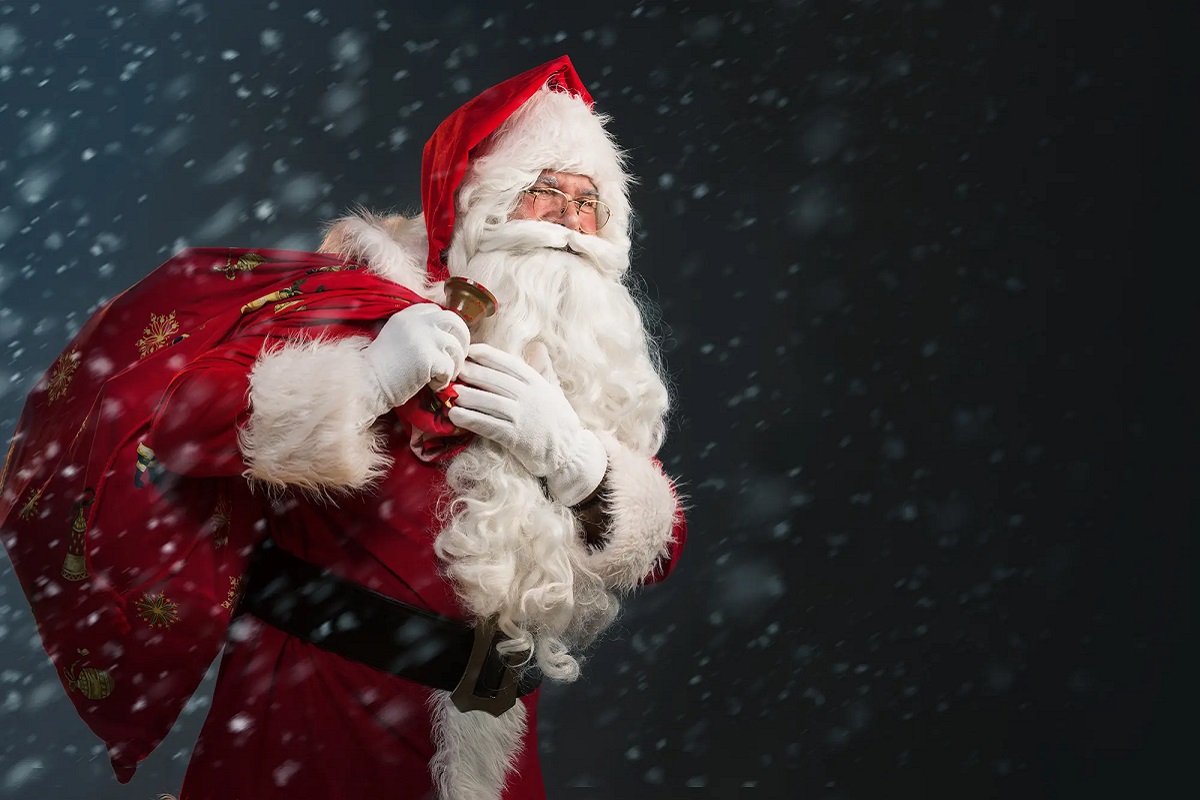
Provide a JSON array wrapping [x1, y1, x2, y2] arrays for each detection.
[[0, 1, 1177, 798]]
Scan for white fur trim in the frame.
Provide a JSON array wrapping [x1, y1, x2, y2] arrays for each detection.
[[582, 435, 681, 591], [318, 210, 442, 300], [428, 690, 528, 800], [238, 336, 391, 493]]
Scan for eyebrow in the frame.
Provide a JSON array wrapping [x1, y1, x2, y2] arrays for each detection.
[[534, 174, 599, 198]]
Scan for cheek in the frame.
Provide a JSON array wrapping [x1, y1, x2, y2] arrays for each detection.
[[509, 198, 536, 221]]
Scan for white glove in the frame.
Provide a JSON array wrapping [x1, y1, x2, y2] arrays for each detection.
[[362, 303, 470, 416], [448, 342, 607, 506]]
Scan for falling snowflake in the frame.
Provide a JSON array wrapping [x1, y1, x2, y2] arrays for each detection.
[[136, 592, 180, 629], [136, 311, 180, 358]]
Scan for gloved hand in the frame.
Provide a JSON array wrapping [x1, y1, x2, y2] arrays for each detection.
[[449, 342, 607, 507], [363, 303, 470, 416]]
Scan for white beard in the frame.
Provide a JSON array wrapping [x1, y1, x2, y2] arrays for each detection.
[[433, 219, 669, 682]]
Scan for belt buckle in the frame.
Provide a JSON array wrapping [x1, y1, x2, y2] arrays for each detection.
[[450, 616, 519, 717]]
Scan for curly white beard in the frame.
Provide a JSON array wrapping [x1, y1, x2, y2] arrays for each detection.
[[434, 218, 669, 682]]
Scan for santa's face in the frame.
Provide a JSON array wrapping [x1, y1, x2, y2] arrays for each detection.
[[509, 170, 610, 236]]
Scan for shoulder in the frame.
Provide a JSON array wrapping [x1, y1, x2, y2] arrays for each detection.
[[318, 210, 441, 301]]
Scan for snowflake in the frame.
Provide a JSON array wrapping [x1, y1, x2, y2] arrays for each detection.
[[48, 347, 81, 402], [136, 311, 180, 358], [136, 592, 180, 629]]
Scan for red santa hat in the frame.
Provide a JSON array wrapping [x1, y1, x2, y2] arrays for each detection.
[[420, 55, 633, 281]]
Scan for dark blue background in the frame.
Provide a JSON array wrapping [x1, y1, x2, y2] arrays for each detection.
[[0, 1, 1181, 797]]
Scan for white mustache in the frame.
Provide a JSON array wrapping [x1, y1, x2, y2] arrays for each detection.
[[475, 219, 624, 277]]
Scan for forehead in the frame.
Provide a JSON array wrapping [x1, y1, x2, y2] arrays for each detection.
[[535, 170, 598, 196]]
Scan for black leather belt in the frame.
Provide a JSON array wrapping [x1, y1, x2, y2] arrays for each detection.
[[235, 539, 540, 716]]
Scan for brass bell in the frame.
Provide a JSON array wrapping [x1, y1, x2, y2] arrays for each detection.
[[443, 277, 499, 333]]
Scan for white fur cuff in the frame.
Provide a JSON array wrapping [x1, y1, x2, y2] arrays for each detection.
[[582, 436, 681, 591], [238, 336, 391, 493]]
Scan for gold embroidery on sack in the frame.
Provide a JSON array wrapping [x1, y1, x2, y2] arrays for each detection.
[[18, 487, 41, 521], [47, 348, 81, 403], [0, 437, 15, 498], [305, 263, 360, 274], [220, 575, 243, 610], [61, 489, 95, 581], [65, 649, 114, 700], [133, 442, 163, 488], [136, 311, 180, 358], [240, 279, 305, 314], [216, 251, 267, 280], [210, 494, 231, 549], [136, 592, 180, 629]]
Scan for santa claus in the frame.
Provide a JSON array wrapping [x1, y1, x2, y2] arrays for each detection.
[[126, 56, 686, 799]]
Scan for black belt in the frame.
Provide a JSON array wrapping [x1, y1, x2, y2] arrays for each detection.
[[235, 539, 540, 716]]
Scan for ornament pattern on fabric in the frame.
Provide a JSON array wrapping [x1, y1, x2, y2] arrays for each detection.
[[274, 298, 306, 314], [136, 311, 180, 358], [65, 649, 114, 701], [210, 494, 231, 549], [47, 348, 80, 403], [133, 442, 162, 488], [18, 487, 41, 521], [215, 251, 266, 280], [136, 593, 181, 629], [240, 279, 306, 314], [220, 575, 243, 610], [61, 489, 95, 581], [0, 436, 15, 497]]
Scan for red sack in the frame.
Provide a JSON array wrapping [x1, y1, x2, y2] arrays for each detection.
[[0, 247, 464, 781]]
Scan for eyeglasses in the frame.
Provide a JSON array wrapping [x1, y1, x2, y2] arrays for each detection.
[[521, 186, 612, 232]]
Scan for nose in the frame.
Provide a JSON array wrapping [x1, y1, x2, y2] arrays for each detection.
[[548, 201, 583, 232]]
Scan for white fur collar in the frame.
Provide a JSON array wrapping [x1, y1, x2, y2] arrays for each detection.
[[317, 210, 442, 301]]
